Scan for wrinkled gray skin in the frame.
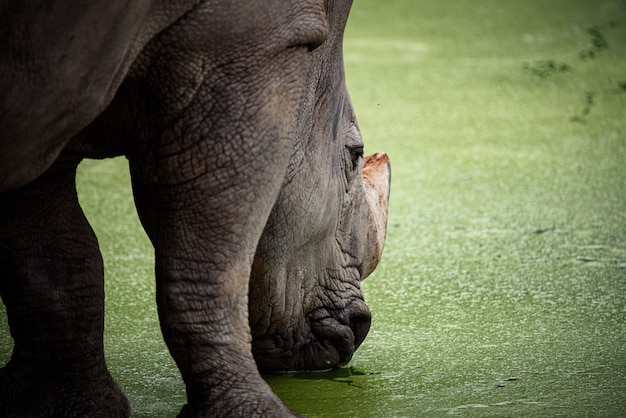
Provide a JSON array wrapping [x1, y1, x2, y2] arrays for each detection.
[[0, 0, 390, 417]]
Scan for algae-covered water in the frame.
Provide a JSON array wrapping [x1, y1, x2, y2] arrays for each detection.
[[1, 0, 626, 416]]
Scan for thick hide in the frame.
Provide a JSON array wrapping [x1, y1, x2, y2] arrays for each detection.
[[0, 1, 389, 416]]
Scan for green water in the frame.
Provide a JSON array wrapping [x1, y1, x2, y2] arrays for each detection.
[[1, 0, 626, 416]]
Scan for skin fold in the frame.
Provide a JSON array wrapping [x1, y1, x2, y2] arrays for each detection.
[[0, 0, 390, 416]]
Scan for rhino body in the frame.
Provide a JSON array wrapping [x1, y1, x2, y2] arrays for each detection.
[[0, 1, 390, 416]]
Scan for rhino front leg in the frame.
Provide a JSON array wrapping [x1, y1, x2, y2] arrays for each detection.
[[0, 162, 129, 417], [131, 124, 296, 416], [124, 2, 329, 415], [128, 46, 305, 418]]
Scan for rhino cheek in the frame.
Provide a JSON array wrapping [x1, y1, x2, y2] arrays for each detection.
[[361, 152, 391, 279]]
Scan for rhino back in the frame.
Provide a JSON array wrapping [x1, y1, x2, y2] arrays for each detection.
[[0, 0, 195, 191]]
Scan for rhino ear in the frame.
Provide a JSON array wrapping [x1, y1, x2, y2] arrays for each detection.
[[361, 152, 391, 279]]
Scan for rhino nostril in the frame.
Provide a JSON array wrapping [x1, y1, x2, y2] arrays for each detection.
[[350, 315, 371, 350], [347, 303, 371, 350]]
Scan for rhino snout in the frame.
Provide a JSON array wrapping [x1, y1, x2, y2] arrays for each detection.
[[308, 299, 372, 369]]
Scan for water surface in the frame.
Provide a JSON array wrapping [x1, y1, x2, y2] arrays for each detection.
[[1, 1, 625, 416]]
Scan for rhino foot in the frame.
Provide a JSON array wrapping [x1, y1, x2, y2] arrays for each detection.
[[0, 364, 130, 417], [177, 391, 299, 418]]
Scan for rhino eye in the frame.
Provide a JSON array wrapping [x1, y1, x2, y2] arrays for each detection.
[[348, 145, 364, 170]]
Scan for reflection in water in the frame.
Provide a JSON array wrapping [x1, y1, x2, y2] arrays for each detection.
[[290, 366, 381, 388]]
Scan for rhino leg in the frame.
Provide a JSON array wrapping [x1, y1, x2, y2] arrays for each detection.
[[122, 1, 328, 415], [130, 98, 298, 416], [0, 161, 129, 417]]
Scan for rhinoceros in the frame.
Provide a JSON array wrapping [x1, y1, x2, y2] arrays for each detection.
[[0, 0, 390, 416]]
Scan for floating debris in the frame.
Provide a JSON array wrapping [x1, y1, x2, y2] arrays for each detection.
[[530, 226, 555, 234], [452, 404, 490, 409]]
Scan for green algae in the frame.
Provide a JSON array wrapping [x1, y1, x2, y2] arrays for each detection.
[[1, 1, 625, 416]]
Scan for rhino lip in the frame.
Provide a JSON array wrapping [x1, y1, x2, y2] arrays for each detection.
[[309, 300, 372, 368]]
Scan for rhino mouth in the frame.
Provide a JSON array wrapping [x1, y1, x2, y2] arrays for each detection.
[[307, 299, 371, 369], [252, 299, 371, 372]]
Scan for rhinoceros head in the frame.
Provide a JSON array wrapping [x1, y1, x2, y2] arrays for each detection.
[[248, 0, 390, 372]]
